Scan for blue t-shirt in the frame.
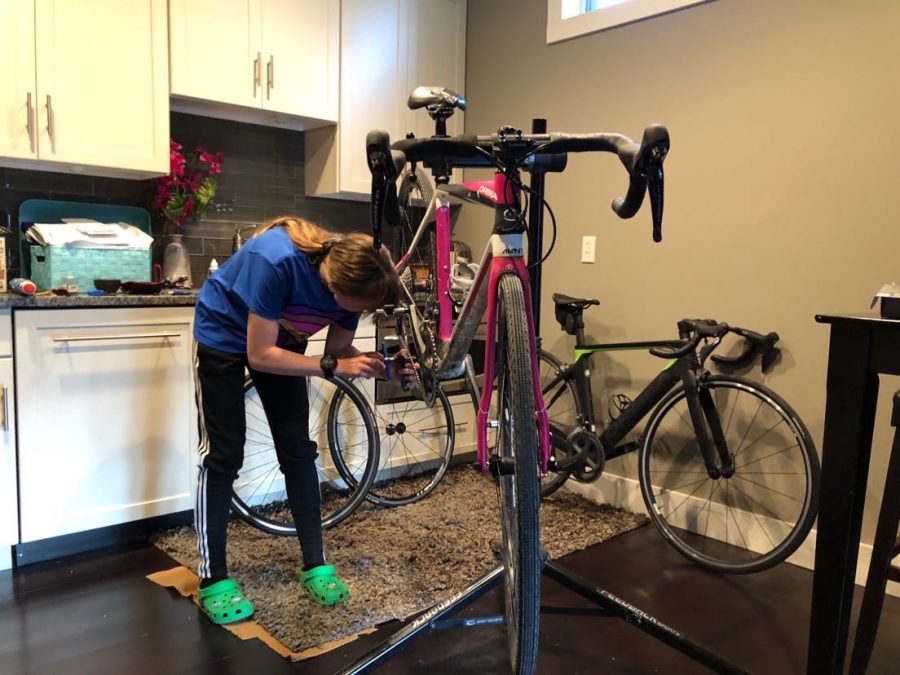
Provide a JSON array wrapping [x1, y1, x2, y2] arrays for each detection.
[[194, 227, 359, 354]]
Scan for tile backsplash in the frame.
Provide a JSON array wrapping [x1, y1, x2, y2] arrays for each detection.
[[0, 112, 370, 284]]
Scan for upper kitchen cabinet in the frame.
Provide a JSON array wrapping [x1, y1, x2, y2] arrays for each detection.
[[169, 0, 339, 129], [306, 0, 467, 200], [0, 0, 169, 179]]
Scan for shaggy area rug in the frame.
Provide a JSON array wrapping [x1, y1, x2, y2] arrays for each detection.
[[150, 466, 647, 658]]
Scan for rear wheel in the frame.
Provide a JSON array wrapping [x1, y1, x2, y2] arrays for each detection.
[[494, 274, 541, 674], [538, 350, 581, 497], [397, 167, 439, 407], [231, 375, 379, 533], [639, 375, 819, 573]]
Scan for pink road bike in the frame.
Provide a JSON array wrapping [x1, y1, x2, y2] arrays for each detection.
[[364, 86, 669, 674]]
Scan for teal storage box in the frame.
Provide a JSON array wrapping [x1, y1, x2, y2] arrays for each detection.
[[30, 246, 151, 292], [18, 199, 154, 291]]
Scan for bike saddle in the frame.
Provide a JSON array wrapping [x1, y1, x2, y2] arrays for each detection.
[[407, 86, 467, 112], [552, 293, 599, 310]]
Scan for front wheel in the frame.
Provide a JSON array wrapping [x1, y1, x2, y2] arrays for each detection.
[[231, 375, 379, 534], [329, 381, 455, 506], [638, 375, 820, 573], [494, 274, 541, 674]]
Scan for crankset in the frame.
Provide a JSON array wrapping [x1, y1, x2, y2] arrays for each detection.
[[568, 429, 606, 482]]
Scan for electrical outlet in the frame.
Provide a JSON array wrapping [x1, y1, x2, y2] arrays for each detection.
[[581, 236, 596, 263]]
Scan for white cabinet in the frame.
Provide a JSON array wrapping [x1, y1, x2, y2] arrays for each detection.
[[15, 307, 197, 543], [0, 311, 16, 571], [0, 0, 169, 178], [0, 1, 37, 162], [306, 0, 467, 199], [169, 0, 339, 129]]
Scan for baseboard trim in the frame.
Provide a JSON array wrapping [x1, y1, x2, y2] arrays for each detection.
[[14, 510, 193, 568], [562, 472, 900, 598]]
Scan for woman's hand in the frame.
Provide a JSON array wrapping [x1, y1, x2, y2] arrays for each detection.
[[335, 352, 386, 379], [391, 349, 420, 390]]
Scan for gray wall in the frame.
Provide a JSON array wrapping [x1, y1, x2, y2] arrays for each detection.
[[460, 0, 900, 543]]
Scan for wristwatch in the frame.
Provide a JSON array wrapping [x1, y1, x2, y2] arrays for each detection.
[[319, 354, 338, 379]]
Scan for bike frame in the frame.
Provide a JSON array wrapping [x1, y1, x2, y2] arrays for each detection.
[[395, 170, 552, 473], [545, 338, 734, 474]]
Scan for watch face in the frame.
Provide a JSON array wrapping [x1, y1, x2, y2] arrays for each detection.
[[320, 354, 337, 376]]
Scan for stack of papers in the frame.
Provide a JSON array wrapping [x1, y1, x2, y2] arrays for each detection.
[[25, 219, 153, 250]]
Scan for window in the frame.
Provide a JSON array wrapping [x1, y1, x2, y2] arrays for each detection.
[[548, 0, 713, 43]]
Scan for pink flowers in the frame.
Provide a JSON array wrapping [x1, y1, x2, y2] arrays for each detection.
[[151, 140, 224, 228]]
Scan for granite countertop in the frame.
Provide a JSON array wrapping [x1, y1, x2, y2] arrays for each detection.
[[0, 291, 198, 308]]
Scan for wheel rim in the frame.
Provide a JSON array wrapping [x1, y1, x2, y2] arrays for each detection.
[[498, 374, 522, 665], [641, 379, 816, 572], [397, 168, 439, 407], [233, 377, 376, 532], [494, 275, 541, 673], [331, 381, 455, 506], [538, 352, 580, 496]]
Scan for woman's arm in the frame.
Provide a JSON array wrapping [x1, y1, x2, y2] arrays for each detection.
[[327, 323, 419, 387], [324, 323, 363, 359], [247, 313, 384, 378]]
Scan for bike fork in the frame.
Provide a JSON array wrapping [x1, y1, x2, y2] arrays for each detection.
[[683, 370, 734, 478]]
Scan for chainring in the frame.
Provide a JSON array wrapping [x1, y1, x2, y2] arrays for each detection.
[[415, 303, 440, 408]]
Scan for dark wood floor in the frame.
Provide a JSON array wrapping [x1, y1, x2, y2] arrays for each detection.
[[1, 524, 898, 674]]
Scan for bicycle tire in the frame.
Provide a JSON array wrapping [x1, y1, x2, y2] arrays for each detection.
[[328, 381, 455, 507], [397, 166, 439, 407], [495, 274, 541, 674], [538, 350, 581, 497], [231, 375, 379, 534], [638, 374, 820, 574]]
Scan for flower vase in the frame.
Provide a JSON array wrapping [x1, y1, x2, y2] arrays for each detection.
[[162, 233, 193, 288]]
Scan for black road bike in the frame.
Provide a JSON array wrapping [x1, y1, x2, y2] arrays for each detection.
[[539, 294, 820, 574]]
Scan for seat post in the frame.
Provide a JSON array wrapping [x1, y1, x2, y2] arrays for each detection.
[[573, 311, 587, 349], [850, 389, 900, 673]]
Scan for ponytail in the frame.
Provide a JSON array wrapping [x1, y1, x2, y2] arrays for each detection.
[[255, 215, 402, 308]]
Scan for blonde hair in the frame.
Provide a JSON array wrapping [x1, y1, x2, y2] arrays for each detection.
[[256, 215, 402, 308]]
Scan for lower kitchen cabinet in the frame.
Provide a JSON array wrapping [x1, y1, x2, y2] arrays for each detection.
[[15, 307, 197, 543], [0, 310, 16, 570]]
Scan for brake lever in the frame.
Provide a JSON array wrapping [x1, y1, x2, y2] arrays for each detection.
[[634, 128, 669, 243], [712, 330, 781, 373], [369, 177, 386, 250], [648, 163, 664, 243], [366, 130, 398, 250]]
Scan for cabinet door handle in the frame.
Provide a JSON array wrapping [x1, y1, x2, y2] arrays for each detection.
[[26, 92, 35, 153], [267, 54, 274, 99], [52, 332, 182, 342], [1, 386, 7, 432], [46, 94, 55, 153], [253, 52, 261, 98]]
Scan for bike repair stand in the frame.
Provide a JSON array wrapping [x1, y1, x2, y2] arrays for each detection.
[[338, 120, 745, 675], [338, 554, 746, 674], [338, 351, 747, 675]]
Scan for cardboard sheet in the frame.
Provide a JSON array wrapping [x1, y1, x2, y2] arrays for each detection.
[[146, 566, 375, 662]]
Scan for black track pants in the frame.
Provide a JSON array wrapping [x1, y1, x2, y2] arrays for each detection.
[[193, 341, 324, 580]]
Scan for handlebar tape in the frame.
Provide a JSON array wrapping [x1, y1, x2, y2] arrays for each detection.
[[374, 125, 670, 242]]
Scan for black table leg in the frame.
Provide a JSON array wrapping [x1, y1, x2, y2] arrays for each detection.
[[848, 391, 900, 673], [808, 322, 880, 674]]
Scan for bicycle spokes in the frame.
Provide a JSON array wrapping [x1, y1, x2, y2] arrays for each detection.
[[639, 376, 819, 574]]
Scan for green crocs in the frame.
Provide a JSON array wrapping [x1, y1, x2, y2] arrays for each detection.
[[299, 564, 350, 606], [198, 579, 254, 625]]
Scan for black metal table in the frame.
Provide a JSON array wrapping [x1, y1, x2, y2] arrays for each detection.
[[809, 313, 900, 673]]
